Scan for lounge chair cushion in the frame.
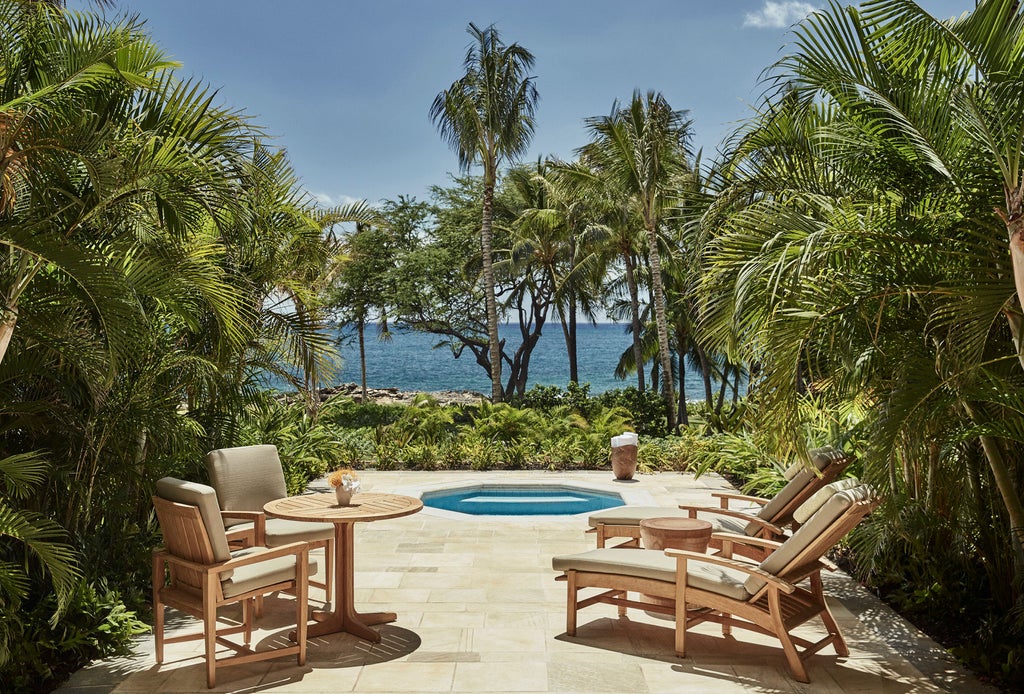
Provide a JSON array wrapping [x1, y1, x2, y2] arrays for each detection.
[[207, 445, 289, 528], [588, 507, 747, 536], [220, 546, 319, 599], [792, 477, 861, 525], [746, 484, 875, 594], [552, 548, 751, 601], [744, 445, 845, 535], [155, 477, 232, 563]]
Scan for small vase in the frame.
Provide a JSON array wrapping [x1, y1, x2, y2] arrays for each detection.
[[334, 487, 353, 506], [611, 444, 638, 480]]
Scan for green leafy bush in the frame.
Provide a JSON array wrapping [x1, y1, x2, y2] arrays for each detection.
[[0, 580, 148, 692]]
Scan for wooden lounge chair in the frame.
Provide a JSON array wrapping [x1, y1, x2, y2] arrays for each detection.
[[587, 445, 852, 553], [207, 445, 334, 603], [152, 477, 314, 688], [553, 483, 879, 683]]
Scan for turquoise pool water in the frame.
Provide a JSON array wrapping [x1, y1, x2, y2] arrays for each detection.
[[422, 484, 623, 516]]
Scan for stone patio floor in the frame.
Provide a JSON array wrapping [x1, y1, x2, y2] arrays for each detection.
[[59, 470, 996, 693]]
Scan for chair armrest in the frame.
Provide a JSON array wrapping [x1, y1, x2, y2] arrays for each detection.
[[711, 533, 838, 572], [219, 510, 266, 546], [162, 541, 310, 577], [711, 532, 784, 551], [710, 492, 768, 508], [678, 505, 785, 537], [664, 548, 797, 594]]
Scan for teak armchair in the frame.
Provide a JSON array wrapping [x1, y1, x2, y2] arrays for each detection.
[[554, 483, 879, 683], [207, 445, 334, 603], [587, 445, 852, 554], [152, 477, 313, 688]]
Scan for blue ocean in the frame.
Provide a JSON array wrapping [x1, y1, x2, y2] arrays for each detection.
[[285, 322, 721, 396]]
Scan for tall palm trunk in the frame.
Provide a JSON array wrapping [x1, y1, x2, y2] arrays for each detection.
[[481, 168, 502, 402], [644, 222, 677, 431], [559, 300, 579, 384], [995, 191, 1024, 569], [357, 316, 367, 400], [623, 251, 645, 392]]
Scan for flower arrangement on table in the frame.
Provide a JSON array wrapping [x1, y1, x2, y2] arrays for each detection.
[[328, 468, 360, 504]]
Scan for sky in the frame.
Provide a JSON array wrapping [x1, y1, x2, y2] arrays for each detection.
[[80, 1, 971, 208]]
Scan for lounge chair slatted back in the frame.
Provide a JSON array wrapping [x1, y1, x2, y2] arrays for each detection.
[[743, 445, 851, 534]]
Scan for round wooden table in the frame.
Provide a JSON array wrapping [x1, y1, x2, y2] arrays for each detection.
[[639, 517, 714, 610], [639, 516, 713, 552], [264, 492, 423, 642]]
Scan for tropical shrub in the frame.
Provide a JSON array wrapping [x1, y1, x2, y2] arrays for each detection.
[[0, 580, 148, 692]]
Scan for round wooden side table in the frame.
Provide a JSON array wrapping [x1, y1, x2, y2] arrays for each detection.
[[639, 516, 713, 552], [638, 517, 714, 611]]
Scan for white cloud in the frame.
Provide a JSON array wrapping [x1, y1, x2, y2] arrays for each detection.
[[309, 191, 363, 207], [743, 1, 817, 29]]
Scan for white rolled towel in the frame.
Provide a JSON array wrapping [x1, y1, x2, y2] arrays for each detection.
[[611, 432, 639, 448]]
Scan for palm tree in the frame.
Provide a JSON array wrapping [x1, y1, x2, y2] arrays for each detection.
[[507, 159, 602, 385], [430, 22, 539, 402], [579, 91, 693, 429], [703, 0, 1024, 602]]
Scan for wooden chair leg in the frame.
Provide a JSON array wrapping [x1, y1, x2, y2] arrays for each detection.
[[812, 574, 849, 656], [296, 550, 309, 666], [566, 571, 578, 636], [254, 594, 264, 618], [152, 555, 164, 664], [674, 559, 688, 657], [203, 573, 218, 689], [769, 587, 809, 683], [242, 598, 252, 645], [596, 527, 607, 548]]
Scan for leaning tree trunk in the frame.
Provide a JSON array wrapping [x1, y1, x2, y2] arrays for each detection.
[[964, 400, 1024, 587], [0, 308, 17, 366], [643, 222, 677, 432], [996, 188, 1024, 574], [481, 168, 503, 402], [623, 252, 645, 392]]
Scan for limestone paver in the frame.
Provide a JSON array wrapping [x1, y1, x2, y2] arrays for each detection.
[[59, 470, 996, 693]]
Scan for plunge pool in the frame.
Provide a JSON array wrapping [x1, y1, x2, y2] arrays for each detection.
[[422, 484, 624, 516]]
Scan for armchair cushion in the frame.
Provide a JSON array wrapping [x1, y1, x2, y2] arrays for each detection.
[[154, 477, 232, 563], [264, 518, 334, 546], [207, 445, 288, 528], [220, 546, 319, 599]]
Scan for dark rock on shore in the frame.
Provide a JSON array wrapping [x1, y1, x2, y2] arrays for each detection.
[[318, 383, 487, 407]]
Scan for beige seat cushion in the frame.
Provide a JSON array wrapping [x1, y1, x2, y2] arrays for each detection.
[[745, 484, 875, 594], [792, 477, 861, 525], [220, 546, 319, 599], [263, 518, 334, 545], [552, 548, 751, 601], [589, 506, 752, 537], [588, 506, 691, 527]]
